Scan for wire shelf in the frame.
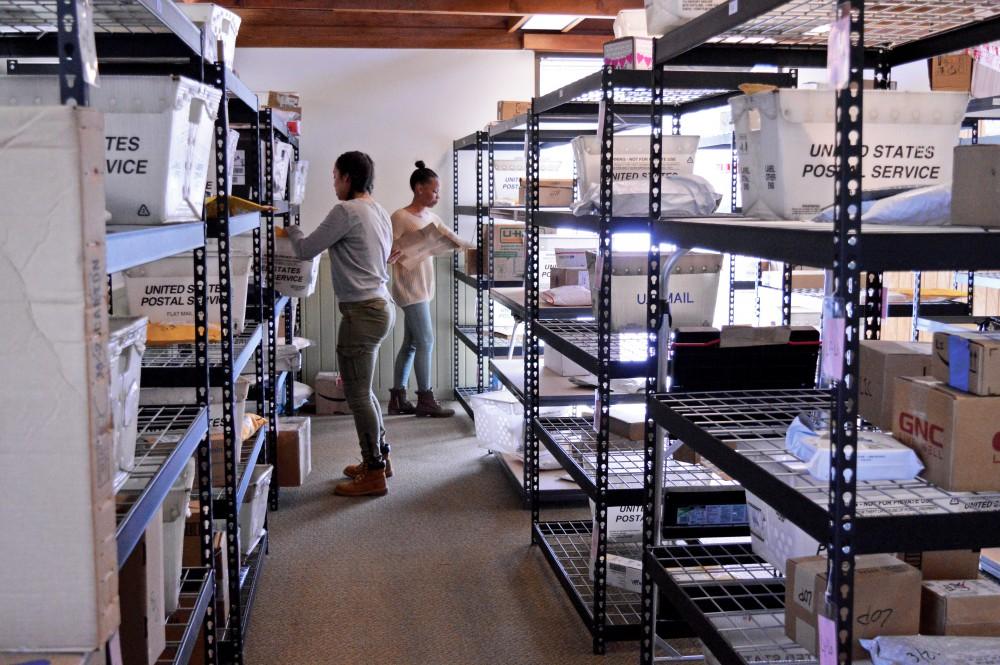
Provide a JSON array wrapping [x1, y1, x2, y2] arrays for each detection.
[[707, 0, 999, 49], [142, 330, 260, 370], [648, 543, 816, 664], [537, 416, 738, 500], [569, 86, 730, 107], [455, 386, 479, 419], [537, 320, 649, 378], [156, 567, 214, 665], [213, 425, 268, 508], [651, 389, 1000, 551], [1, 0, 164, 34], [535, 521, 642, 632], [116, 405, 208, 566]]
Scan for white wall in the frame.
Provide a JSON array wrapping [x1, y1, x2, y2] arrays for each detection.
[[235, 48, 535, 395]]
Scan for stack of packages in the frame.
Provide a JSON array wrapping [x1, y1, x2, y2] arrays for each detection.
[[762, 334, 1000, 661]]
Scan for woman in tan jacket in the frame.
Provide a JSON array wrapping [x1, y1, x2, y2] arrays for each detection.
[[387, 161, 454, 418]]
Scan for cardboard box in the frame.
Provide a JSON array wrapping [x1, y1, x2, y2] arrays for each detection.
[[463, 248, 481, 276], [492, 223, 526, 281], [760, 267, 826, 291], [497, 100, 531, 121], [277, 417, 312, 487], [550, 267, 590, 289], [860, 340, 932, 431], [606, 554, 642, 593], [921, 578, 1000, 636], [315, 371, 351, 415], [120, 510, 166, 665], [892, 376, 1000, 491], [932, 330, 1000, 395], [554, 248, 590, 269], [786, 554, 922, 658], [929, 54, 974, 91], [267, 90, 301, 115], [952, 145, 1000, 228], [746, 492, 820, 573], [610, 403, 646, 441], [0, 107, 119, 651], [603, 36, 653, 70], [183, 523, 229, 629], [898, 550, 981, 581], [517, 178, 574, 207]]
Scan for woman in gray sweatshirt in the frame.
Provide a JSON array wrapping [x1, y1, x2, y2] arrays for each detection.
[[285, 151, 395, 497]]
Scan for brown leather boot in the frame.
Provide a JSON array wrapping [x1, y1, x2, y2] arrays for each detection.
[[334, 465, 388, 497], [415, 390, 455, 418], [343, 456, 393, 479], [388, 388, 415, 415]]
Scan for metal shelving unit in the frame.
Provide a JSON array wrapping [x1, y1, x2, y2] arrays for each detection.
[[641, 4, 1000, 664], [0, 3, 285, 663], [513, 67, 795, 655]]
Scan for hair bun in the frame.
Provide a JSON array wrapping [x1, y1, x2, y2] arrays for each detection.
[[415, 160, 426, 169]]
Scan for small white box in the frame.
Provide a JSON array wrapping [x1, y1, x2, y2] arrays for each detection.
[[275, 236, 320, 298], [554, 248, 590, 269], [544, 347, 589, 377], [0, 106, 118, 650], [108, 316, 147, 485], [606, 554, 643, 593], [177, 3, 242, 68], [746, 491, 821, 573], [613, 9, 651, 38], [123, 251, 253, 333], [603, 37, 654, 70], [239, 465, 274, 555], [273, 141, 294, 201], [289, 160, 309, 205], [0, 75, 222, 224]]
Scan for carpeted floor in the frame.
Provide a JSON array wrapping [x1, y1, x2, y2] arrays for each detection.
[[245, 408, 637, 665]]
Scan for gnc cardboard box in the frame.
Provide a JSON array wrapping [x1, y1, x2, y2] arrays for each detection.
[[892, 376, 1000, 491], [497, 100, 531, 121], [120, 510, 166, 665], [859, 340, 932, 431], [898, 549, 981, 580], [0, 107, 119, 651], [517, 178, 574, 207], [951, 145, 1000, 228], [785, 554, 921, 658], [921, 578, 1000, 636], [929, 54, 974, 91], [932, 330, 1000, 395], [277, 417, 312, 487]]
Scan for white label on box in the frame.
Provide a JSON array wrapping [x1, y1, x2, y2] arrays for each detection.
[[233, 150, 246, 186]]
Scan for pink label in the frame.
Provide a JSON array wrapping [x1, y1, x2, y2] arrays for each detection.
[[817, 615, 837, 665], [822, 315, 845, 382]]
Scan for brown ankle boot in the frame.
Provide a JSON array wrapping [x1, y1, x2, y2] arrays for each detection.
[[334, 465, 388, 497], [388, 388, 415, 415], [343, 456, 393, 479], [415, 390, 455, 418]]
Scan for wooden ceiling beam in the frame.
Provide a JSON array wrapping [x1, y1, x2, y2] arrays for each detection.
[[507, 16, 530, 32], [522, 33, 608, 53], [191, 0, 640, 17], [236, 24, 525, 49]]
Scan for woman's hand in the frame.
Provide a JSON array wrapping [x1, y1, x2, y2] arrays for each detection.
[[388, 249, 404, 264]]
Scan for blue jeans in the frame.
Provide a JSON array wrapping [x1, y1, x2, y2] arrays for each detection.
[[393, 300, 434, 392]]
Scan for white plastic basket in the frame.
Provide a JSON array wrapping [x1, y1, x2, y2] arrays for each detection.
[[273, 141, 293, 201], [645, 0, 726, 35], [730, 89, 969, 220], [614, 9, 651, 37], [274, 236, 320, 298], [177, 3, 242, 68], [468, 391, 560, 469], [207, 128, 240, 198], [239, 465, 273, 555], [123, 251, 253, 332], [108, 317, 147, 487], [162, 458, 195, 615], [289, 160, 309, 205], [0, 75, 221, 224], [571, 135, 700, 215], [140, 375, 251, 437]]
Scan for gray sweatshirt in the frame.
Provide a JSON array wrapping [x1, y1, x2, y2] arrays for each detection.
[[285, 198, 393, 303]]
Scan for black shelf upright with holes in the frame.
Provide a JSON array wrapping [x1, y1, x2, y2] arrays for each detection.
[[516, 66, 797, 655], [452, 130, 490, 418], [641, 3, 1000, 665]]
